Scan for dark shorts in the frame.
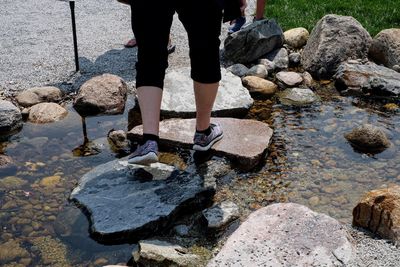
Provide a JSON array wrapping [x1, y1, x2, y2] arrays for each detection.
[[130, 0, 223, 88]]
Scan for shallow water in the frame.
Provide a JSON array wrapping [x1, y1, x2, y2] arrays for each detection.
[[0, 86, 399, 266]]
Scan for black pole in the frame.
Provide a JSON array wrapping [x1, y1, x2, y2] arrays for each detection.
[[69, 1, 79, 72]]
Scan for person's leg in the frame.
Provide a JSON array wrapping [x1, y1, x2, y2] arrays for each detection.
[[177, 0, 224, 150], [255, 0, 266, 20], [128, 0, 173, 163]]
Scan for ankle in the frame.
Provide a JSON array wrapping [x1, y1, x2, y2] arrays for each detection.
[[141, 133, 159, 145]]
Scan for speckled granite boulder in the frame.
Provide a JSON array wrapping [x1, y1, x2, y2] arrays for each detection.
[[73, 74, 127, 116], [208, 203, 355, 266], [302, 14, 371, 79], [369, 29, 400, 69]]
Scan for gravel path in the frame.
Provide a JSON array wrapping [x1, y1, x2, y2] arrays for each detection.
[[0, 0, 194, 95]]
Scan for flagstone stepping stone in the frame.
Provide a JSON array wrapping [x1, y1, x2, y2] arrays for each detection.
[[161, 68, 253, 118], [70, 160, 215, 243], [128, 118, 273, 169], [207, 203, 355, 267]]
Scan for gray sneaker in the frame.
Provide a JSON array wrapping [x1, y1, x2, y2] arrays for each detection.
[[128, 140, 159, 165], [193, 123, 223, 151]]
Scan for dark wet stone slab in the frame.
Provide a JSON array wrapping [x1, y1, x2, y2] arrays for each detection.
[[70, 159, 215, 243]]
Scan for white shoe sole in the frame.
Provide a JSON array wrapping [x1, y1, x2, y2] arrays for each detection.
[[127, 152, 159, 166], [192, 133, 224, 152]]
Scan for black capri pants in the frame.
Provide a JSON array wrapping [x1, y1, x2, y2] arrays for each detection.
[[130, 0, 223, 89]]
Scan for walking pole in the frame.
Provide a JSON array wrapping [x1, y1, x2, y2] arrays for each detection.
[[69, 0, 80, 72]]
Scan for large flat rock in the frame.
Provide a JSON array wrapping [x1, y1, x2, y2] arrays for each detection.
[[70, 160, 215, 243], [161, 68, 253, 118], [128, 118, 273, 169], [208, 203, 355, 267]]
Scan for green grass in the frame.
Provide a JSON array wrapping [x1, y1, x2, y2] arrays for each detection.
[[265, 0, 400, 36]]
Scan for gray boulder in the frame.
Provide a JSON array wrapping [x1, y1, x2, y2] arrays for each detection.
[[207, 203, 355, 266], [278, 88, 319, 106], [302, 14, 372, 79], [245, 64, 268, 78], [226, 64, 249, 77], [162, 68, 253, 118], [133, 240, 201, 267], [73, 74, 128, 116], [16, 86, 62, 107], [263, 47, 289, 70], [369, 29, 400, 69], [344, 124, 390, 153], [0, 100, 22, 134], [224, 19, 284, 64], [70, 160, 215, 243], [334, 61, 400, 96]]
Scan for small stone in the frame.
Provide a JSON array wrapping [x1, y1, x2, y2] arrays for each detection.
[[0, 239, 30, 263], [308, 196, 320, 207], [135, 240, 201, 267], [94, 258, 108, 266], [107, 130, 129, 151], [242, 76, 278, 97], [344, 124, 391, 153], [276, 71, 303, 87], [245, 64, 268, 78], [302, 72, 314, 87], [0, 176, 27, 190], [384, 103, 399, 112], [264, 48, 289, 70], [39, 175, 61, 188], [289, 52, 301, 66], [258, 58, 276, 72], [284, 27, 310, 48], [227, 64, 249, 77], [16, 86, 63, 107], [28, 103, 68, 123], [174, 225, 190, 236], [278, 88, 319, 106], [393, 65, 400, 72], [202, 201, 240, 229]]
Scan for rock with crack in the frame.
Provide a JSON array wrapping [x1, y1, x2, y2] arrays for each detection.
[[70, 159, 215, 243], [128, 118, 273, 170], [208, 203, 355, 266]]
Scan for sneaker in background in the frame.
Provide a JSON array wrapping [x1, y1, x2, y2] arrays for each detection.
[[228, 16, 246, 34], [193, 123, 224, 151]]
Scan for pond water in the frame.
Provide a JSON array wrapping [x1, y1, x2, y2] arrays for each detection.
[[0, 85, 399, 266]]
